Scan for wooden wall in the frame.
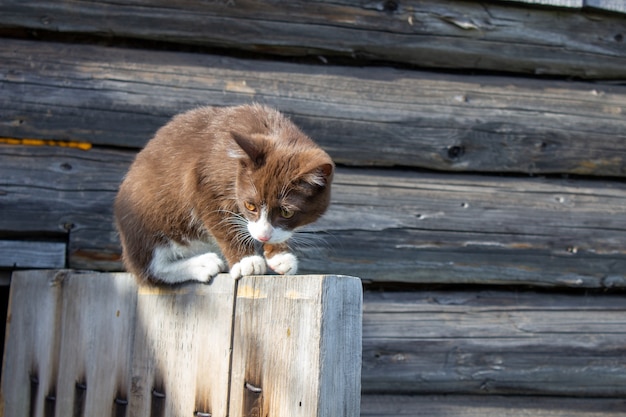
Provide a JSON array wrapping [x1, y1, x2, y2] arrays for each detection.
[[1, 1, 625, 416]]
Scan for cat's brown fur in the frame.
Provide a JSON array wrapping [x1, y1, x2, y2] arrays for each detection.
[[114, 104, 333, 284]]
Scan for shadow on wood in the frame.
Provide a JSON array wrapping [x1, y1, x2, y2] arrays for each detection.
[[0, 270, 362, 417]]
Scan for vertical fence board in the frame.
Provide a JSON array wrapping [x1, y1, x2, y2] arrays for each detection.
[[1, 270, 66, 417], [229, 275, 362, 417], [54, 273, 137, 417], [128, 275, 236, 417]]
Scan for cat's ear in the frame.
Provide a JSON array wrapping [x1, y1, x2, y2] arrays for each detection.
[[301, 155, 334, 187], [230, 132, 266, 167]]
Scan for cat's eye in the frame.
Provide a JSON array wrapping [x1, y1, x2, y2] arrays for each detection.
[[280, 207, 295, 219], [244, 201, 257, 212]]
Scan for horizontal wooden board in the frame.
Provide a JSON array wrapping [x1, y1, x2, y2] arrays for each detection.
[[0, 240, 66, 268], [1, 145, 625, 288], [585, 0, 626, 13], [361, 394, 626, 416], [501, 0, 583, 7], [361, 289, 626, 396], [0, 1, 625, 78], [1, 40, 625, 177]]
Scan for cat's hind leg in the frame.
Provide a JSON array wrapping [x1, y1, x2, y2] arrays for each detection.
[[148, 240, 225, 284]]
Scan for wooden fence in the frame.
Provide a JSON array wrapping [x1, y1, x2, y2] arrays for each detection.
[[1, 270, 362, 417], [1, 1, 625, 416]]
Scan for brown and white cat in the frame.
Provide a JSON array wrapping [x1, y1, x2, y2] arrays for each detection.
[[114, 104, 333, 284]]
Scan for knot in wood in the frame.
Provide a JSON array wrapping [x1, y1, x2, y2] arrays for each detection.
[[447, 145, 465, 160], [382, 0, 398, 12]]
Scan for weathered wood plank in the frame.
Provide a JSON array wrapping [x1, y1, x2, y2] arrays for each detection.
[[129, 275, 236, 417], [229, 275, 362, 416], [0, 144, 131, 269], [1, 39, 626, 176], [54, 272, 137, 416], [2, 271, 361, 416], [306, 168, 626, 287], [0, 0, 625, 78], [4, 271, 624, 404], [361, 290, 626, 396], [585, 0, 626, 13], [1, 270, 67, 417], [1, 145, 625, 287], [501, 0, 583, 7], [360, 395, 626, 416], [0, 240, 66, 268]]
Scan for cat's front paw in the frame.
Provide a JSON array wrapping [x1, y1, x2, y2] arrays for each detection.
[[230, 255, 267, 279], [267, 252, 298, 275], [186, 253, 225, 283]]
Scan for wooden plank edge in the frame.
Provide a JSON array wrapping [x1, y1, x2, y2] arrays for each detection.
[[360, 394, 626, 416], [0, 240, 66, 269]]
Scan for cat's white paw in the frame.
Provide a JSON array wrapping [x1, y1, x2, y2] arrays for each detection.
[[230, 255, 267, 279], [187, 253, 225, 283], [267, 252, 298, 275]]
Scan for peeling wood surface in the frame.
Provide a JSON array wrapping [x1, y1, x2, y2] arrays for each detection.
[[1, 39, 626, 176], [1, 145, 625, 288], [0, 0, 625, 78]]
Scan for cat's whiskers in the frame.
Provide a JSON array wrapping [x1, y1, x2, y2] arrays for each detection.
[[288, 230, 332, 254], [217, 209, 257, 252]]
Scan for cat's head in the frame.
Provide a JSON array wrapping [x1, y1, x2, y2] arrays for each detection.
[[230, 131, 334, 244]]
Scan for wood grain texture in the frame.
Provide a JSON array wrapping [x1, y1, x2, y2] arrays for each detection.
[[360, 394, 626, 416], [0, 240, 66, 268], [1, 270, 68, 417], [502, 0, 583, 7], [1, 145, 625, 288], [129, 275, 235, 417], [4, 272, 623, 410], [54, 272, 137, 416], [361, 289, 626, 396], [0, 0, 625, 78], [1, 38, 626, 176], [585, 0, 626, 13], [1, 271, 361, 416], [229, 275, 362, 417], [305, 168, 626, 287]]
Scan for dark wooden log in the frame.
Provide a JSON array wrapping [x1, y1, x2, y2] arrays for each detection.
[[1, 39, 626, 176], [361, 289, 626, 396], [1, 145, 624, 288], [361, 394, 626, 416], [0, 240, 66, 268], [586, 0, 626, 13], [0, 144, 130, 270], [0, 0, 625, 78]]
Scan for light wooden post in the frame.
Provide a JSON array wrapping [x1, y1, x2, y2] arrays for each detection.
[[1, 271, 362, 417], [128, 275, 236, 417], [230, 275, 362, 417]]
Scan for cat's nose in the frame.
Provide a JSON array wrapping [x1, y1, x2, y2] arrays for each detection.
[[257, 235, 270, 242]]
